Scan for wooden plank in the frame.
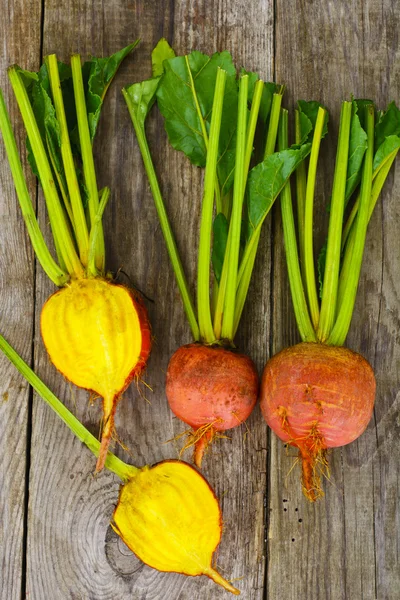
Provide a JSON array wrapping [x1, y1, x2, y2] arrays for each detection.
[[26, 1, 274, 598], [0, 2, 42, 598], [269, 1, 400, 599]]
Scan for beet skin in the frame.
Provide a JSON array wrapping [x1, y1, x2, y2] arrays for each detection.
[[260, 342, 376, 501], [166, 343, 259, 466]]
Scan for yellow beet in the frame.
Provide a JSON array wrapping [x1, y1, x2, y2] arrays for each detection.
[[41, 277, 151, 471], [112, 460, 240, 595]]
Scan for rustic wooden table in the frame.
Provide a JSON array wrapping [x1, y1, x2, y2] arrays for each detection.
[[1, 1, 399, 599]]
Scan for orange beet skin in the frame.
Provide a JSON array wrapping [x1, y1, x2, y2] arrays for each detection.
[[260, 342, 376, 501], [166, 343, 259, 466]]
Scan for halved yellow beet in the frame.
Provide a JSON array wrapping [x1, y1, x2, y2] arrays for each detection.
[[113, 460, 239, 594], [41, 278, 151, 471]]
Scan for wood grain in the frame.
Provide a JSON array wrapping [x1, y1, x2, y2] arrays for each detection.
[[25, 1, 273, 599], [1, 0, 399, 598], [270, 1, 400, 599], [0, 2, 42, 599]]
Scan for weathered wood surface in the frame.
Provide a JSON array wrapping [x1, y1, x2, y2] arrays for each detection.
[[0, 1, 398, 599], [0, 2, 42, 599]]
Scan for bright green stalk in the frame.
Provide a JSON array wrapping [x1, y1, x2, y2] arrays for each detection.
[[221, 75, 248, 341], [244, 79, 264, 175], [197, 68, 227, 343], [213, 230, 231, 338], [317, 101, 352, 342], [303, 107, 327, 330], [230, 80, 264, 334], [337, 144, 395, 313], [232, 230, 258, 337], [46, 54, 89, 266], [123, 88, 200, 342], [185, 55, 222, 215], [87, 187, 110, 277], [264, 91, 283, 158], [8, 66, 83, 278], [70, 54, 105, 273], [0, 333, 138, 482], [328, 105, 374, 345], [236, 91, 283, 292], [278, 109, 316, 342], [47, 143, 74, 228], [0, 89, 68, 287], [341, 149, 398, 250], [295, 109, 307, 285]]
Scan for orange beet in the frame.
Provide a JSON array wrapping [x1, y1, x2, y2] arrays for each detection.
[[166, 343, 259, 467], [260, 342, 376, 501]]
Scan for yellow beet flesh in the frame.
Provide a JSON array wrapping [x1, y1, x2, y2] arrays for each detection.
[[112, 460, 240, 595], [41, 277, 151, 470]]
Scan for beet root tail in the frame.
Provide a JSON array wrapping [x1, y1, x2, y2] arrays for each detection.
[[193, 427, 215, 468], [299, 445, 328, 502], [96, 395, 117, 472]]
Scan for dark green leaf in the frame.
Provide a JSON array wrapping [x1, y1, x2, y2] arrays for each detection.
[[344, 103, 368, 203], [247, 143, 312, 232], [152, 38, 175, 77], [375, 101, 400, 150], [297, 100, 329, 144], [156, 50, 238, 195], [353, 99, 374, 130], [373, 134, 400, 172], [84, 42, 139, 139], [211, 213, 229, 283]]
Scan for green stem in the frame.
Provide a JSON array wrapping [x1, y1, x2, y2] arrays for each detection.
[[232, 228, 259, 337], [278, 109, 316, 341], [342, 149, 398, 250], [264, 91, 283, 158], [71, 54, 105, 273], [47, 142, 74, 229], [123, 88, 200, 342], [185, 55, 222, 214], [212, 229, 231, 338], [197, 68, 227, 343], [303, 106, 327, 330], [295, 109, 307, 286], [0, 88, 68, 287], [87, 187, 110, 277], [317, 101, 352, 342], [236, 90, 283, 290], [46, 54, 89, 266], [0, 333, 138, 482], [244, 79, 264, 176], [328, 105, 374, 345], [221, 75, 248, 341], [230, 80, 264, 335], [8, 66, 83, 278], [337, 144, 395, 314]]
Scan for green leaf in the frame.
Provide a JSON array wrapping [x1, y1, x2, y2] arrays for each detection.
[[124, 77, 160, 128], [373, 134, 400, 171], [247, 143, 312, 232], [375, 101, 400, 149], [84, 42, 139, 139], [156, 50, 238, 195], [211, 213, 229, 283], [297, 100, 329, 144], [152, 38, 175, 77], [344, 102, 368, 203]]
